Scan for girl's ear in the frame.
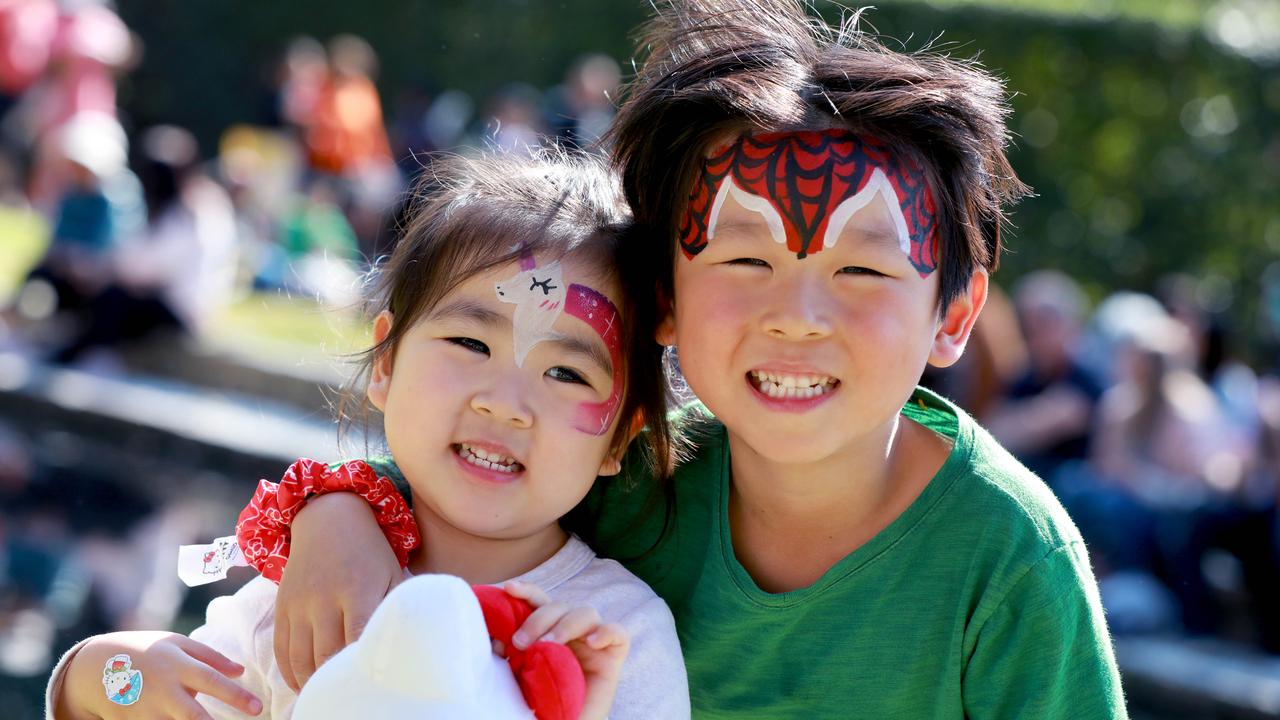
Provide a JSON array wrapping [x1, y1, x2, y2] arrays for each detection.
[[597, 411, 646, 477], [928, 268, 988, 369], [366, 310, 395, 412], [655, 290, 676, 346]]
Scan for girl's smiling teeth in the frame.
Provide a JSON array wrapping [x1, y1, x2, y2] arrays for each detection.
[[748, 370, 840, 400], [455, 443, 524, 473]]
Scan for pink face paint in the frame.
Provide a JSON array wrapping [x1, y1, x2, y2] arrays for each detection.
[[679, 129, 939, 275], [564, 284, 623, 436]]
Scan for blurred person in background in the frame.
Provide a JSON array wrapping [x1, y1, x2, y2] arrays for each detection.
[[485, 81, 546, 153], [52, 125, 237, 364], [983, 270, 1105, 484], [545, 52, 620, 151], [14, 111, 143, 336], [303, 34, 400, 252], [1088, 302, 1279, 650], [0, 0, 134, 213]]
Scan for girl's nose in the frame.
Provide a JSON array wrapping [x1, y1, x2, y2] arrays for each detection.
[[469, 374, 533, 428], [759, 274, 835, 340]]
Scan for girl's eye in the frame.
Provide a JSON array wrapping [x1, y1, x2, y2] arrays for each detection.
[[839, 266, 885, 277], [447, 337, 490, 355], [727, 258, 770, 268], [547, 366, 590, 386]]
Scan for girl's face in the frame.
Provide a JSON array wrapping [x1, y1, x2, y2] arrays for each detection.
[[368, 251, 628, 542]]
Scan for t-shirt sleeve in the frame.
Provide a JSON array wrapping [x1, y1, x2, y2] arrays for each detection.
[[609, 595, 691, 719], [962, 542, 1128, 719], [189, 577, 296, 719]]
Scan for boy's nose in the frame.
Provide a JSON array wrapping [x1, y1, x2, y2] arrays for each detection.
[[759, 275, 835, 340], [469, 375, 533, 428]]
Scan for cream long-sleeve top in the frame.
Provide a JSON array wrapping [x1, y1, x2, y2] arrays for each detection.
[[46, 536, 690, 719]]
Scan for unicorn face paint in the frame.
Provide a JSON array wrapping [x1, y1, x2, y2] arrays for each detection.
[[680, 129, 939, 275], [495, 258, 566, 367]]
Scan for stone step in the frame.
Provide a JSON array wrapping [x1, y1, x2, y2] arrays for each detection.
[[1117, 636, 1280, 719], [0, 351, 344, 488], [117, 335, 351, 415]]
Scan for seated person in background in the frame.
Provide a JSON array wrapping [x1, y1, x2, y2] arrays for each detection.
[[984, 270, 1105, 484]]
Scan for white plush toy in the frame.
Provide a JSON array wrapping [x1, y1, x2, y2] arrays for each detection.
[[292, 574, 585, 720]]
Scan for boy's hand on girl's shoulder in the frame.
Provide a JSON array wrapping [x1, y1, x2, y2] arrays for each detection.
[[504, 580, 631, 720], [273, 491, 403, 692], [58, 631, 261, 720]]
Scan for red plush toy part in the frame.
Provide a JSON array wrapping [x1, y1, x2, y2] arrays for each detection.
[[472, 585, 587, 720]]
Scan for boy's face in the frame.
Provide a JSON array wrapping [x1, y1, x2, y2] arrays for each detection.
[[661, 130, 984, 464]]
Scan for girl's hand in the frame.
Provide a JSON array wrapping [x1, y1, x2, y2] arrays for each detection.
[[273, 492, 403, 691], [504, 581, 631, 720], [57, 631, 261, 720]]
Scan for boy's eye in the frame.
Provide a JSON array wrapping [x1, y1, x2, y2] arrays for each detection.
[[547, 366, 590, 386], [447, 337, 490, 355], [839, 266, 885, 277], [726, 257, 770, 268]]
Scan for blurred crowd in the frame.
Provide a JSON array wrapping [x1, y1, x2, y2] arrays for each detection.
[[0, 1, 621, 684], [925, 271, 1280, 653], [0, 0, 622, 366]]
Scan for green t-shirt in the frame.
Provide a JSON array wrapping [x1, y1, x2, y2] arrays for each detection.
[[580, 387, 1127, 718]]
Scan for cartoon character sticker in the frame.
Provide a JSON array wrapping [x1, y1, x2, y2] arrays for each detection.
[[102, 653, 143, 706]]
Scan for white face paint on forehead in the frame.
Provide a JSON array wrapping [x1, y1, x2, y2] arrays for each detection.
[[822, 168, 912, 255], [494, 260, 565, 367]]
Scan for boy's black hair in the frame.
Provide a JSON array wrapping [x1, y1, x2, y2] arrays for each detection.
[[608, 0, 1031, 311]]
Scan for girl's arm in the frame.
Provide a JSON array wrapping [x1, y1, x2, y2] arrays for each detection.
[[50, 631, 261, 720], [503, 581, 630, 720], [272, 492, 403, 690]]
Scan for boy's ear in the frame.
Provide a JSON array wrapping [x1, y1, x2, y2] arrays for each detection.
[[597, 411, 646, 477], [928, 269, 988, 369], [366, 310, 395, 412]]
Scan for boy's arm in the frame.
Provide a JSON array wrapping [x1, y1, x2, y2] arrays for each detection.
[[272, 492, 403, 690], [962, 542, 1128, 719]]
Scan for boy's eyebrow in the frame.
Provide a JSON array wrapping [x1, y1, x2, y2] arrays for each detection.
[[544, 331, 614, 377]]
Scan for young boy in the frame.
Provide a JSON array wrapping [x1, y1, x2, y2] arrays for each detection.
[[247, 1, 1127, 716]]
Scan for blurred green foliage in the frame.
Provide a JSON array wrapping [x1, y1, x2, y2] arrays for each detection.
[[113, 0, 1280, 364]]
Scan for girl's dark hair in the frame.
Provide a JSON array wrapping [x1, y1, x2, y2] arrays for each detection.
[[608, 0, 1031, 312], [337, 151, 677, 483]]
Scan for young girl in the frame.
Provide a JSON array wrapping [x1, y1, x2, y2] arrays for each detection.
[[45, 152, 690, 720]]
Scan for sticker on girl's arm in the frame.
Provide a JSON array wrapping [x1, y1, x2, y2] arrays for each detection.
[[177, 534, 249, 587], [102, 654, 143, 706]]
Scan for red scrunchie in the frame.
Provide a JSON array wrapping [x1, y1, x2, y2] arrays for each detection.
[[473, 585, 587, 720], [236, 459, 421, 583]]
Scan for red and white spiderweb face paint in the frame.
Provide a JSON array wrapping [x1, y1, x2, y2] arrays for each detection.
[[679, 129, 939, 274]]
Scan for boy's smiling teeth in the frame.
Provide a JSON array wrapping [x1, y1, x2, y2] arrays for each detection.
[[748, 370, 839, 400], [456, 443, 523, 473]]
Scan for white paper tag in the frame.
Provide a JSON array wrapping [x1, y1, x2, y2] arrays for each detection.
[[178, 535, 249, 587]]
